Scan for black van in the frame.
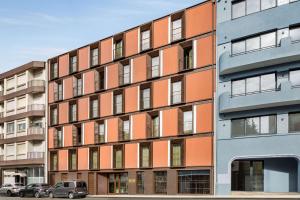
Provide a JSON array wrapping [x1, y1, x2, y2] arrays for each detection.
[[47, 181, 87, 199]]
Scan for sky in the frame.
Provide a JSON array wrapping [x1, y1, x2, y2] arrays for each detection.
[[0, 0, 203, 73]]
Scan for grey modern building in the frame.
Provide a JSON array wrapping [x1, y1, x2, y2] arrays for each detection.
[[216, 0, 300, 195]]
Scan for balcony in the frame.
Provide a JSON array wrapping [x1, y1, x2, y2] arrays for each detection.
[[0, 152, 44, 167], [219, 82, 300, 114], [0, 80, 45, 102], [219, 38, 300, 75], [0, 127, 45, 145]]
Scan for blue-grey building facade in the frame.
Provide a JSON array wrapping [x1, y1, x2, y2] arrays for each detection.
[[216, 0, 300, 195]]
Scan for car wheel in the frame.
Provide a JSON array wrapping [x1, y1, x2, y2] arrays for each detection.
[[49, 192, 54, 198], [34, 191, 40, 198], [7, 190, 12, 197], [19, 192, 25, 197], [68, 192, 74, 199]]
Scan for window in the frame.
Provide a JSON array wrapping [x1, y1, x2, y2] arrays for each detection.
[[6, 99, 15, 114], [232, 0, 246, 19], [119, 63, 130, 85], [72, 125, 82, 146], [154, 171, 167, 194], [141, 29, 151, 51], [54, 81, 63, 101], [140, 84, 151, 110], [54, 127, 63, 148], [7, 121, 14, 134], [171, 78, 184, 104], [140, 143, 151, 168], [51, 62, 58, 79], [50, 106, 58, 125], [261, 0, 276, 10], [69, 55, 77, 73], [247, 0, 260, 14], [171, 140, 184, 167], [17, 96, 26, 113], [69, 101, 77, 122], [114, 91, 123, 114], [50, 152, 58, 171], [6, 77, 15, 92], [69, 149, 77, 170], [16, 73, 26, 89], [290, 26, 300, 42], [90, 96, 99, 119], [183, 46, 193, 70], [16, 120, 26, 133], [151, 114, 160, 138], [95, 121, 105, 143], [232, 31, 276, 55], [120, 118, 130, 141], [136, 172, 145, 194], [289, 70, 300, 86], [172, 18, 182, 41], [95, 68, 105, 91], [183, 109, 193, 134], [232, 115, 277, 137], [73, 75, 83, 97], [178, 170, 210, 194], [89, 148, 99, 170], [113, 145, 124, 169], [109, 173, 128, 194], [91, 48, 99, 66], [231, 73, 276, 96], [114, 39, 123, 59], [149, 55, 160, 79], [289, 113, 300, 132]]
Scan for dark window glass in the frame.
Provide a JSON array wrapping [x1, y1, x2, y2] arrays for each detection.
[[232, 41, 246, 55], [183, 46, 193, 70], [232, 119, 245, 137], [232, 1, 246, 19], [171, 141, 183, 167], [290, 70, 300, 86], [51, 62, 58, 79], [50, 152, 58, 171], [140, 143, 151, 168], [114, 40, 123, 59], [290, 27, 300, 42], [136, 172, 144, 194], [152, 115, 160, 138], [154, 171, 167, 194], [69, 150, 77, 170], [89, 148, 99, 170], [70, 56, 77, 73], [289, 113, 300, 132], [178, 170, 210, 194]]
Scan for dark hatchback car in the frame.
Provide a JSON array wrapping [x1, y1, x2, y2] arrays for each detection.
[[19, 183, 49, 198], [48, 181, 87, 199]]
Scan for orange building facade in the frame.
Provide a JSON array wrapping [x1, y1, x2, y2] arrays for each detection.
[[47, 1, 216, 195]]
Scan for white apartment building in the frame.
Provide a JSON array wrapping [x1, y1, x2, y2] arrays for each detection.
[[0, 61, 47, 185]]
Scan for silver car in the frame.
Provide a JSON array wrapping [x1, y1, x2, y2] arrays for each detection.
[[0, 183, 25, 196]]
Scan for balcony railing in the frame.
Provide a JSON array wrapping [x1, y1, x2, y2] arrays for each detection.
[[28, 127, 45, 135], [28, 80, 45, 87], [27, 152, 44, 159], [27, 104, 45, 111]]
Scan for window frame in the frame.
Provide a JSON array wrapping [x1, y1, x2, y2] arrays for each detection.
[[171, 76, 185, 105], [68, 149, 77, 171], [113, 145, 124, 169], [89, 147, 100, 170], [139, 142, 152, 168], [170, 139, 185, 168], [69, 53, 78, 74]]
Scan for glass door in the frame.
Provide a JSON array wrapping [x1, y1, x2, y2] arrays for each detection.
[[108, 173, 128, 194]]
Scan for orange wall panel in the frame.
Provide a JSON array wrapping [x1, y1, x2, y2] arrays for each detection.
[[185, 2, 213, 38], [58, 54, 69, 77], [48, 82, 54, 103], [132, 55, 147, 83], [163, 46, 180, 76], [185, 70, 213, 102], [185, 136, 213, 167], [77, 148, 89, 170], [153, 140, 168, 168], [84, 70, 95, 94], [162, 108, 178, 137], [58, 150, 68, 171], [196, 35, 214, 68], [84, 121, 95, 145], [64, 125, 73, 147], [48, 128, 54, 149], [100, 92, 113, 117], [125, 28, 139, 57], [153, 79, 168, 108], [78, 97, 89, 121], [125, 143, 138, 169], [100, 38, 112, 64], [132, 113, 147, 140], [196, 103, 213, 133], [63, 77, 73, 100], [107, 63, 119, 89], [100, 146, 112, 170], [78, 46, 89, 71], [153, 17, 169, 48], [58, 102, 68, 124], [107, 118, 119, 143], [125, 86, 138, 113]]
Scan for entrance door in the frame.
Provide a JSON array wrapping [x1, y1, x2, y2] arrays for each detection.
[[88, 173, 95, 195], [231, 160, 264, 192], [108, 173, 128, 194]]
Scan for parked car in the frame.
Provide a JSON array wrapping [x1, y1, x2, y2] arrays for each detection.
[[19, 183, 49, 198], [0, 183, 24, 196], [48, 180, 87, 199]]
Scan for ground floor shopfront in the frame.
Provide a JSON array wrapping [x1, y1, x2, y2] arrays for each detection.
[[49, 168, 213, 195]]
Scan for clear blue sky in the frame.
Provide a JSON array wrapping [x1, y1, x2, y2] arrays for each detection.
[[0, 0, 203, 72]]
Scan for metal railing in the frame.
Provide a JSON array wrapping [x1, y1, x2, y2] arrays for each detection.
[[27, 152, 44, 159], [27, 104, 45, 111], [28, 127, 45, 135]]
